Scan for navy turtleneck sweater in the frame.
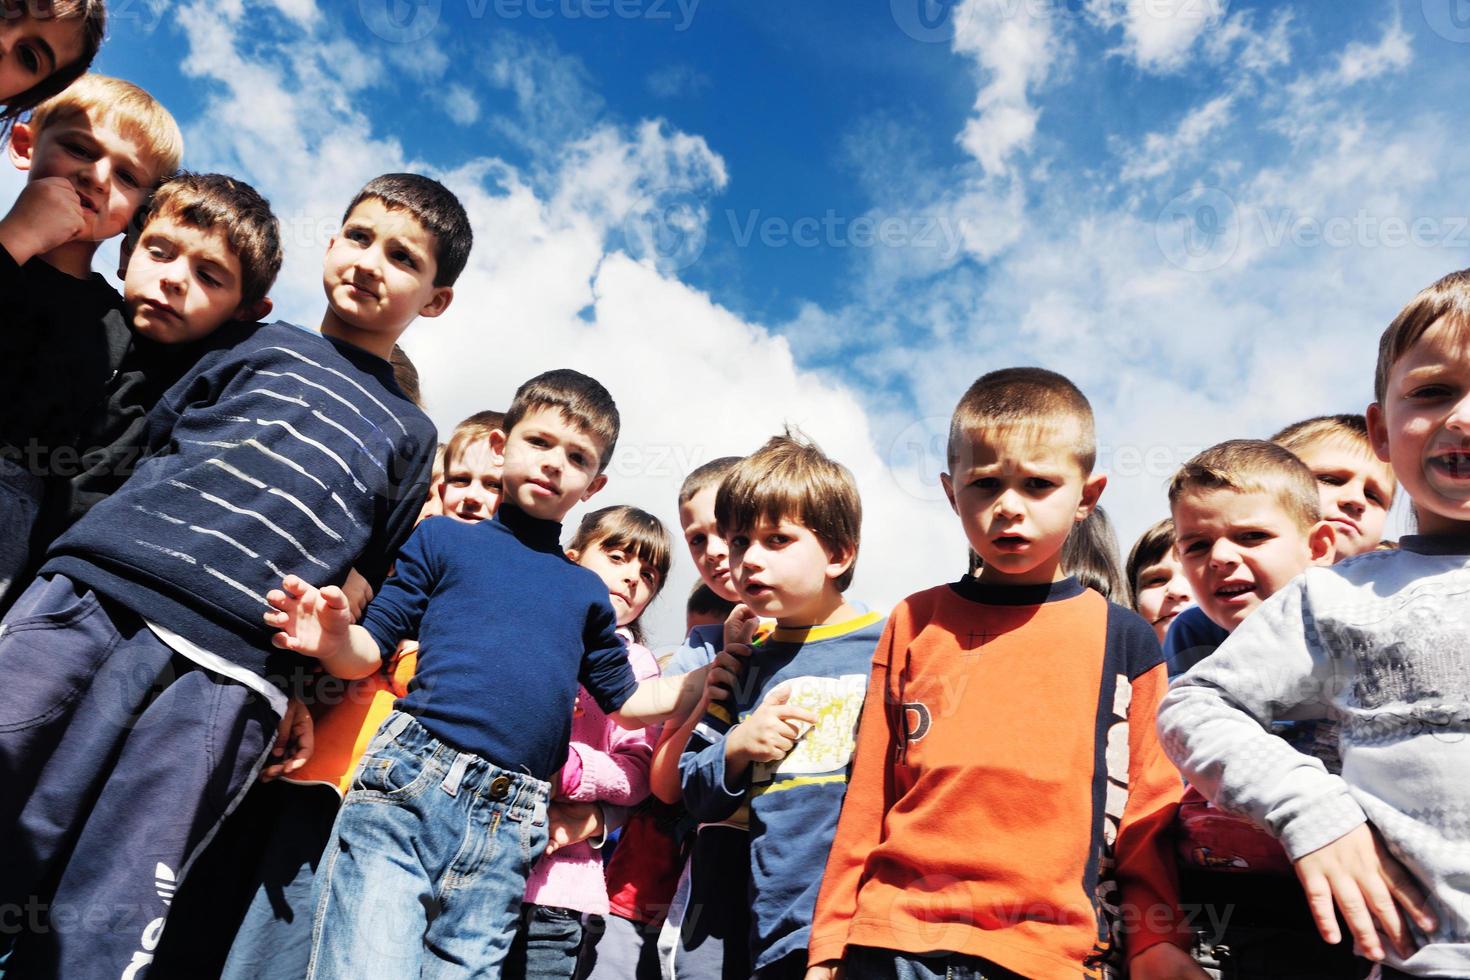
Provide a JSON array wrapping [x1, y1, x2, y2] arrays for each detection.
[[359, 504, 639, 778]]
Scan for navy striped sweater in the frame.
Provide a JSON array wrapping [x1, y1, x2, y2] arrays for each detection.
[[45, 321, 437, 682]]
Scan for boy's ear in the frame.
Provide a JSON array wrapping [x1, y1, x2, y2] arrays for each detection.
[[488, 428, 507, 464], [939, 472, 959, 515], [234, 296, 274, 324], [417, 286, 453, 319], [1366, 401, 1392, 462], [1076, 472, 1108, 521], [580, 472, 608, 502], [1308, 519, 1337, 567], [825, 543, 856, 583], [565, 547, 581, 563], [7, 123, 35, 170]]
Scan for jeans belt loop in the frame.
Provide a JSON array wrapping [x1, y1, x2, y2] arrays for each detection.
[[441, 753, 471, 797], [386, 712, 412, 741]]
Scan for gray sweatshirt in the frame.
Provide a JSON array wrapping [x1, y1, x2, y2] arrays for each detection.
[[1156, 537, 1470, 977]]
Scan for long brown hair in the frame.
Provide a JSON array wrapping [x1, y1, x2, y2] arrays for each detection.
[[569, 506, 672, 645]]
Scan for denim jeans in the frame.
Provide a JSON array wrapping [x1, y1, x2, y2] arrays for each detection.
[[306, 711, 551, 980], [844, 946, 1027, 980], [504, 903, 586, 980]]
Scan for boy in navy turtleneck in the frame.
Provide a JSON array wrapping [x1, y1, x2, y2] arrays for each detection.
[[269, 369, 732, 978]]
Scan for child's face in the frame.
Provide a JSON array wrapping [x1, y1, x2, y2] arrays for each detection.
[[124, 214, 252, 344], [437, 437, 501, 524], [0, 14, 85, 102], [322, 197, 451, 337], [678, 485, 739, 603], [1133, 549, 1192, 646], [573, 539, 661, 628], [10, 111, 157, 242], [490, 407, 606, 522], [1172, 488, 1331, 632], [941, 423, 1105, 586], [727, 516, 851, 626], [1291, 440, 1394, 559], [1368, 316, 1470, 537]]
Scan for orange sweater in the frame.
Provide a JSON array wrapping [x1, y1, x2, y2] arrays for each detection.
[[808, 577, 1188, 979]]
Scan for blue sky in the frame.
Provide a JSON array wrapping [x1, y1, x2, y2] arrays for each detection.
[[43, 0, 1470, 642]]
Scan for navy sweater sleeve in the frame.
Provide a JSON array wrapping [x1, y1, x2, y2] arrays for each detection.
[[1107, 601, 1167, 679], [580, 597, 639, 713], [359, 518, 440, 658]]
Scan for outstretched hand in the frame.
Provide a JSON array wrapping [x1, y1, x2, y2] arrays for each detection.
[[264, 574, 353, 659], [707, 603, 759, 703]]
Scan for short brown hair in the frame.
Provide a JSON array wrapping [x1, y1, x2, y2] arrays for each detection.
[[345, 173, 472, 287], [443, 409, 505, 472], [715, 429, 862, 592], [1060, 505, 1125, 602], [678, 456, 741, 506], [948, 367, 1096, 473], [0, 0, 106, 140], [1271, 414, 1375, 459], [133, 172, 282, 309], [1375, 268, 1470, 403], [568, 505, 673, 645], [389, 345, 423, 408], [1125, 517, 1175, 611], [1168, 440, 1320, 534], [26, 73, 183, 176], [503, 370, 619, 473]]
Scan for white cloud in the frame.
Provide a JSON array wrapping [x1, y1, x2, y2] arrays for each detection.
[[951, 0, 1059, 176], [442, 84, 481, 126], [1334, 18, 1412, 85], [1120, 93, 1235, 181], [1089, 0, 1227, 73], [263, 0, 319, 28]]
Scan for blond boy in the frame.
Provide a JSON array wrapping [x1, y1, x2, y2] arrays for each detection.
[[1272, 414, 1396, 559], [1158, 271, 1470, 976], [809, 368, 1197, 980], [0, 74, 181, 607]]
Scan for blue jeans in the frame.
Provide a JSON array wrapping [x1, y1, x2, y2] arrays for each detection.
[[504, 904, 586, 980], [306, 711, 551, 979], [844, 946, 1026, 980]]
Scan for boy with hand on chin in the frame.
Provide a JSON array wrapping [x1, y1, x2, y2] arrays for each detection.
[[808, 368, 1198, 980], [679, 431, 886, 980], [0, 73, 181, 606], [267, 371, 731, 978], [1159, 270, 1470, 978]]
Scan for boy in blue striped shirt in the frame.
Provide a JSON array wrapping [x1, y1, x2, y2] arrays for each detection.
[[0, 173, 464, 979]]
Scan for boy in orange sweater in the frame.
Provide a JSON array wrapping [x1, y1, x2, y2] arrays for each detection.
[[807, 367, 1200, 980]]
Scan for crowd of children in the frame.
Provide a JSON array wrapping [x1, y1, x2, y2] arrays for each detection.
[[0, 6, 1467, 979]]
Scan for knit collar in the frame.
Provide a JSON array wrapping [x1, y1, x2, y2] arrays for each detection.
[[494, 502, 564, 554], [948, 574, 1086, 606]]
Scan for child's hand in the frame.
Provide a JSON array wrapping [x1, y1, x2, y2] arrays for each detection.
[[705, 648, 748, 703], [724, 603, 759, 652], [1128, 942, 1208, 980], [804, 963, 843, 980], [1293, 822, 1437, 962], [264, 574, 353, 659], [545, 801, 603, 856], [261, 697, 314, 782], [0, 177, 89, 261], [341, 568, 374, 621], [726, 682, 818, 767]]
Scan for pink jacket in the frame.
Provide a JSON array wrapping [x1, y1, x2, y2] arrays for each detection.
[[523, 633, 661, 914]]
